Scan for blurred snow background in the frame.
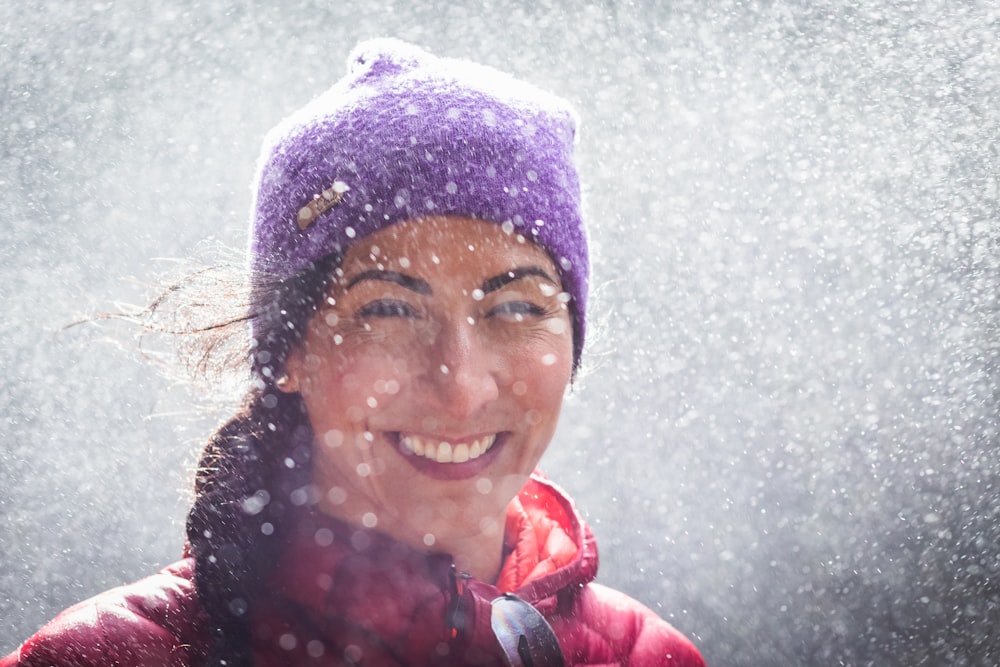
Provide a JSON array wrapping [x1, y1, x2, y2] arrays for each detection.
[[1, 1, 997, 664]]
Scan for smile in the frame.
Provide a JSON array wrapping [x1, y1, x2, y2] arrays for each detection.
[[399, 434, 498, 463]]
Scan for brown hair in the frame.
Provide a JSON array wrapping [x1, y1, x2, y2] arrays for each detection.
[[180, 253, 341, 665]]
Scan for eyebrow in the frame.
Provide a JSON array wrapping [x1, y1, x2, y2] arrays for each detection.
[[343, 265, 558, 296], [481, 266, 559, 294], [344, 270, 432, 294]]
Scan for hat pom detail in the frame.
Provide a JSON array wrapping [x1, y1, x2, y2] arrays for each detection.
[[348, 38, 428, 79]]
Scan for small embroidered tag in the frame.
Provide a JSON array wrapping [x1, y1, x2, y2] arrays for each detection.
[[297, 180, 349, 229]]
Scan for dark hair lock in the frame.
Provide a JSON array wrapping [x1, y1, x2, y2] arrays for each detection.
[[186, 252, 341, 665]]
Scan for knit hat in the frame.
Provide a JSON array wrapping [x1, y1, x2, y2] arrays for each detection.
[[249, 38, 588, 368]]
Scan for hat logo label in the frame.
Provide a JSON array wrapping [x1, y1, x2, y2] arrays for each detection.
[[297, 180, 349, 229]]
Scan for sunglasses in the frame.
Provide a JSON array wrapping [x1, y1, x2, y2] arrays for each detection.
[[450, 569, 566, 667]]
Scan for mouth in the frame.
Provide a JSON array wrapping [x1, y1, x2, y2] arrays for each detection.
[[399, 433, 498, 463], [391, 432, 506, 480]]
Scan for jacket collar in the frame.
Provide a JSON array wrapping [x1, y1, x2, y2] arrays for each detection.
[[250, 472, 597, 665], [499, 473, 599, 611]]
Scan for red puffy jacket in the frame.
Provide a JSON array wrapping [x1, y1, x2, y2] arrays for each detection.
[[3, 475, 704, 666]]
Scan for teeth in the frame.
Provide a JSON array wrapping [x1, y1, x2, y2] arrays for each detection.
[[401, 434, 497, 464], [437, 442, 453, 463]]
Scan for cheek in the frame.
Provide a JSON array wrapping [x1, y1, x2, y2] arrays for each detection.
[[305, 345, 414, 418], [509, 344, 572, 419]]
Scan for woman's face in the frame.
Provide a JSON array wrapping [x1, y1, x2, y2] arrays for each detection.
[[283, 216, 574, 546]]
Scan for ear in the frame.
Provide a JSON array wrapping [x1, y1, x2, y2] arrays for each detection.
[[276, 347, 303, 394]]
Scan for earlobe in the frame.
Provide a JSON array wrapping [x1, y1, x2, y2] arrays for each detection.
[[276, 350, 302, 394], [275, 373, 299, 393]]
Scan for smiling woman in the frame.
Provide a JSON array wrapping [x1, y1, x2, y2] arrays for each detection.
[[2, 39, 704, 667], [285, 217, 574, 584]]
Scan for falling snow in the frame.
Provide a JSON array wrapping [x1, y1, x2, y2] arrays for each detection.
[[1, 2, 998, 665]]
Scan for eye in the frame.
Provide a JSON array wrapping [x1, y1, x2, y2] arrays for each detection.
[[356, 299, 419, 318], [488, 300, 547, 319]]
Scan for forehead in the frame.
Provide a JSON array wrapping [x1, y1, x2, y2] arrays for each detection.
[[340, 216, 557, 276]]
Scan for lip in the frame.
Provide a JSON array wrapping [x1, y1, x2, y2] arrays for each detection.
[[391, 431, 508, 481]]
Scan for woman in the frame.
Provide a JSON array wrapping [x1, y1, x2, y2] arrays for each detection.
[[3, 39, 705, 667]]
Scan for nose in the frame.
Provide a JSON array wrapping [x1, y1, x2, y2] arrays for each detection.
[[423, 318, 500, 421]]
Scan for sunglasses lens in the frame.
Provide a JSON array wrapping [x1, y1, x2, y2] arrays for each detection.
[[490, 593, 565, 667]]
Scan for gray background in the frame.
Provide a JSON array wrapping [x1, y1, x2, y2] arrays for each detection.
[[2, 1, 998, 665]]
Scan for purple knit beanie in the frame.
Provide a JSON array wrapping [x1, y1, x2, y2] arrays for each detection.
[[249, 38, 588, 368]]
